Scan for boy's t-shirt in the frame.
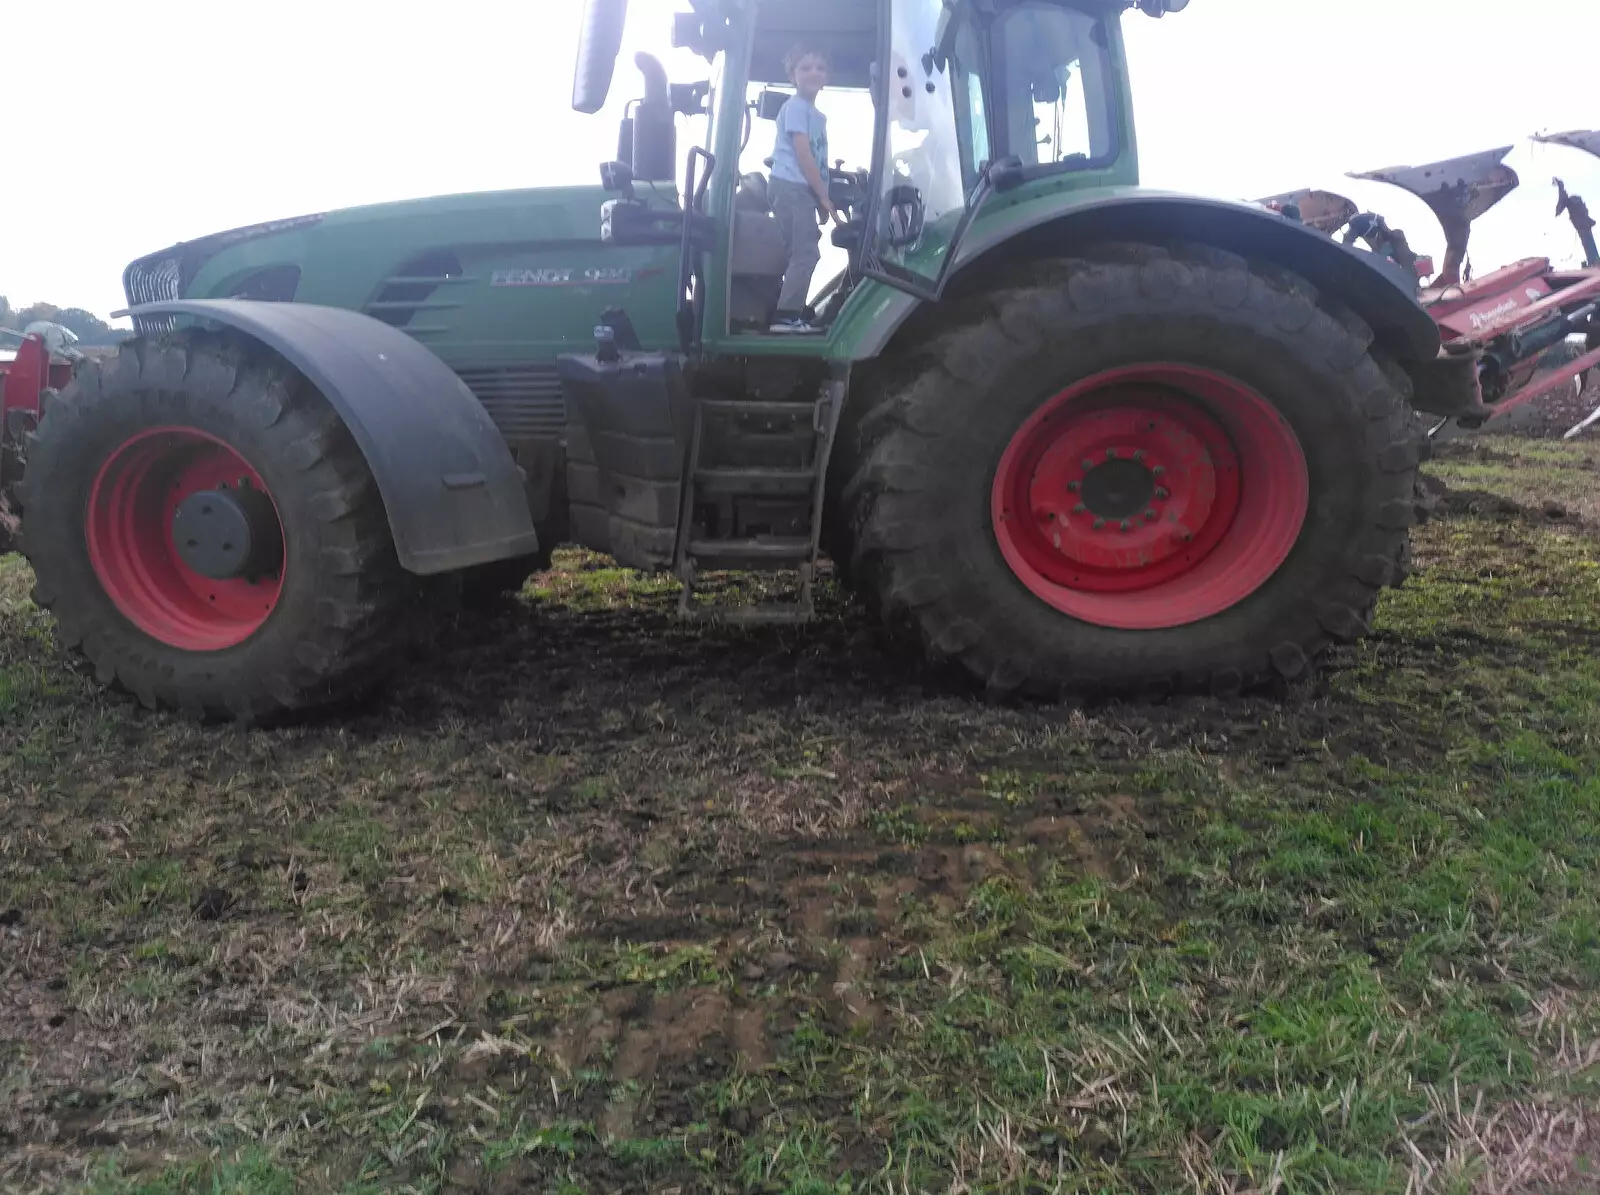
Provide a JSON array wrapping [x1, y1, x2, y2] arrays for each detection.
[[770, 95, 828, 190]]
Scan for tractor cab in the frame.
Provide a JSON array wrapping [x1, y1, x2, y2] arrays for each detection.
[[576, 0, 1139, 350]]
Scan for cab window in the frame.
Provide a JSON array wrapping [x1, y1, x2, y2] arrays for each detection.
[[993, 2, 1118, 170]]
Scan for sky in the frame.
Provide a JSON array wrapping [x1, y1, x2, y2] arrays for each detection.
[[5, 0, 1597, 323]]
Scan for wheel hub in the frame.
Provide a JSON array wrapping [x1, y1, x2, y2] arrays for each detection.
[[1022, 402, 1227, 580], [85, 427, 286, 652], [172, 483, 282, 581], [1079, 458, 1155, 520], [990, 366, 1310, 630]]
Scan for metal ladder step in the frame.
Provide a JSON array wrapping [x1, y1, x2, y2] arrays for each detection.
[[686, 536, 813, 562], [674, 379, 845, 625], [693, 467, 817, 495], [697, 399, 819, 418]]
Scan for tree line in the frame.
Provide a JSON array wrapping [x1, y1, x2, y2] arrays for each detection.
[[0, 296, 130, 347]]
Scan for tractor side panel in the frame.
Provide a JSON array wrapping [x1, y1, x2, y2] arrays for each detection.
[[169, 188, 684, 502], [181, 187, 685, 360], [122, 299, 540, 575]]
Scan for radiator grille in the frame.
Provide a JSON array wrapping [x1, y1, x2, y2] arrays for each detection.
[[455, 364, 567, 440], [123, 256, 183, 336]]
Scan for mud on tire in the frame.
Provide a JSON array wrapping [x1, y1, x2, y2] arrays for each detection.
[[837, 243, 1423, 699], [19, 334, 418, 722]]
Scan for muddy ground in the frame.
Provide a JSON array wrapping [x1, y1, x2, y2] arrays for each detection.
[[3, 390, 1600, 1194]]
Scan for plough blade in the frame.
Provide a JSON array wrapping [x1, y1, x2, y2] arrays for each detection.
[[1351, 145, 1521, 231], [1534, 130, 1600, 162], [1257, 188, 1359, 235]]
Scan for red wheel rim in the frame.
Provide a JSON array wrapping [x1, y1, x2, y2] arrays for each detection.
[[85, 427, 285, 651], [990, 365, 1309, 630]]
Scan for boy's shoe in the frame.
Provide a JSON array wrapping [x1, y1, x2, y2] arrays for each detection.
[[769, 318, 820, 334]]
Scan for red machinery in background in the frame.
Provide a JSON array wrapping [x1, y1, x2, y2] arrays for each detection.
[[1265, 130, 1600, 438], [0, 330, 76, 554]]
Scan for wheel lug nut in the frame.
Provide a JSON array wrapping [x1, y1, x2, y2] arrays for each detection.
[[1081, 458, 1095, 471], [1092, 518, 1106, 530], [1073, 502, 1088, 514], [1145, 509, 1158, 521], [1152, 466, 1166, 476], [1155, 487, 1170, 500], [1119, 520, 1131, 532], [1133, 450, 1146, 462], [1105, 448, 1118, 460], [1067, 481, 1080, 492]]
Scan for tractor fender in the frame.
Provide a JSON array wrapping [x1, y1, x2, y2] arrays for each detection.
[[119, 299, 539, 576], [855, 192, 1443, 367]]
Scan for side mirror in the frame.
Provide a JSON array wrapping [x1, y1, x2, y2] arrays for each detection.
[[631, 53, 677, 183], [756, 89, 790, 122], [882, 184, 926, 248], [573, 0, 629, 114]]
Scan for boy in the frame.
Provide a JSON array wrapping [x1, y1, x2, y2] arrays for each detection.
[[768, 44, 845, 333]]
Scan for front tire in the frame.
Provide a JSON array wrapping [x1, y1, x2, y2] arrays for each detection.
[[840, 244, 1424, 698], [20, 335, 419, 722]]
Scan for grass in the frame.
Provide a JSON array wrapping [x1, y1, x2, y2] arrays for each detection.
[[3, 435, 1600, 1193]]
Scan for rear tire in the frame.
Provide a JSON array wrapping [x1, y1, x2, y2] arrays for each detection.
[[19, 335, 419, 722], [839, 244, 1423, 698]]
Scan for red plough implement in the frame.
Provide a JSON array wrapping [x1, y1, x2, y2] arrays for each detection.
[[0, 330, 76, 553], [1264, 132, 1600, 439]]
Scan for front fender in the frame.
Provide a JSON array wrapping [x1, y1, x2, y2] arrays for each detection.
[[119, 299, 538, 575], [843, 190, 1443, 367]]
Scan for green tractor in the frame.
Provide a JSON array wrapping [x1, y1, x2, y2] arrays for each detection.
[[9, 0, 1482, 722]]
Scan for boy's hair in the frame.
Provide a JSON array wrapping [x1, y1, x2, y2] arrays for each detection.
[[783, 43, 828, 81]]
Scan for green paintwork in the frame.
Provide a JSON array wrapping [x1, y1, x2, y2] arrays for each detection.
[[154, 0, 1160, 377], [183, 187, 686, 366]]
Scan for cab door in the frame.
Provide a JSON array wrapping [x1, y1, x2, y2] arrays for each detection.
[[860, 0, 990, 301]]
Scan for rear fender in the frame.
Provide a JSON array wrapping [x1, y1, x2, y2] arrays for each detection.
[[851, 193, 1473, 412], [119, 299, 539, 575]]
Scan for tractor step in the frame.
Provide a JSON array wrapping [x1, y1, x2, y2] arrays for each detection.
[[687, 536, 813, 562], [673, 376, 845, 625], [697, 399, 820, 417], [692, 467, 817, 495]]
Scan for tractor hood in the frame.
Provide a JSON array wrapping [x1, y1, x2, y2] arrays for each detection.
[[121, 183, 686, 360], [123, 186, 622, 318], [119, 184, 674, 342]]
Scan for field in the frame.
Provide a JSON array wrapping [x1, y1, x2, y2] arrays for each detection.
[[4, 423, 1600, 1194]]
